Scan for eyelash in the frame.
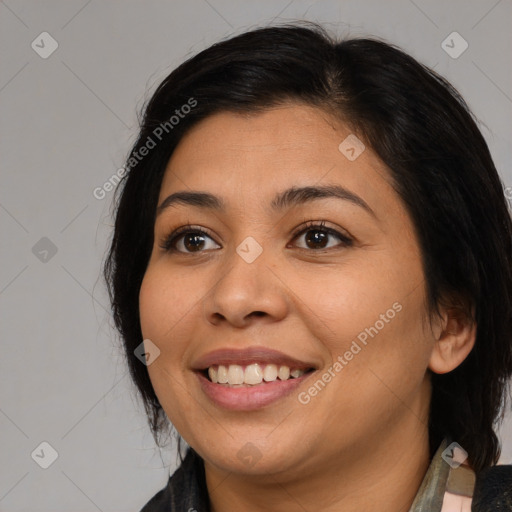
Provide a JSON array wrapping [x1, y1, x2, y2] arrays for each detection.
[[159, 220, 353, 255]]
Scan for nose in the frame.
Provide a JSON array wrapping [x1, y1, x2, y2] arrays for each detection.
[[202, 242, 289, 329]]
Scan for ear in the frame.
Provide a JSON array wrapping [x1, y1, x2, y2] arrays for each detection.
[[428, 306, 476, 374]]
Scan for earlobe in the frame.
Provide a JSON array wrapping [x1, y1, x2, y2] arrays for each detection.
[[428, 308, 476, 375]]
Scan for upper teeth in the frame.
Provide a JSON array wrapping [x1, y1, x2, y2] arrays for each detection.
[[207, 364, 307, 385]]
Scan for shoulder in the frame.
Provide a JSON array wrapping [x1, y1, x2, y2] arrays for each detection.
[[472, 464, 512, 511], [140, 449, 209, 512], [140, 480, 172, 512]]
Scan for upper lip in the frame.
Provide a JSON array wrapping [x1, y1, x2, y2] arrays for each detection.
[[192, 347, 317, 371]]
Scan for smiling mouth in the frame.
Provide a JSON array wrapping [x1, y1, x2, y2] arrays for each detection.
[[202, 363, 316, 386]]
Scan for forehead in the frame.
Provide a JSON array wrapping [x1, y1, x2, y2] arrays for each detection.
[[158, 104, 400, 218]]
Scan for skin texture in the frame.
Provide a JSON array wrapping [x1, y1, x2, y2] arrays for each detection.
[[139, 104, 476, 512]]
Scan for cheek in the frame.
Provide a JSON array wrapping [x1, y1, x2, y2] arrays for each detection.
[[139, 268, 169, 339], [138, 265, 195, 401], [139, 263, 200, 342], [295, 250, 432, 397], [304, 291, 431, 439], [138, 266, 196, 413], [290, 259, 418, 355]]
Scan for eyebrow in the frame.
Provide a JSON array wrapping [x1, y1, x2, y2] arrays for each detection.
[[156, 184, 375, 218]]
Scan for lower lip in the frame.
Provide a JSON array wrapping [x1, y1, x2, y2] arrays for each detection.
[[196, 371, 314, 411]]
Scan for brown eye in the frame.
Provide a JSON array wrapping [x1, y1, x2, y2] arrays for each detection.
[[291, 222, 353, 251], [180, 233, 207, 252], [304, 229, 329, 249], [160, 227, 220, 254]]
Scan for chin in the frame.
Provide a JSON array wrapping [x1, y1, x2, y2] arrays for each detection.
[[198, 437, 302, 476]]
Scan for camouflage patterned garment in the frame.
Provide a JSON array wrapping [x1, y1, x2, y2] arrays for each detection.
[[409, 438, 475, 512]]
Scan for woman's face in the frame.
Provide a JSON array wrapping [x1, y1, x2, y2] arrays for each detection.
[[139, 103, 437, 477]]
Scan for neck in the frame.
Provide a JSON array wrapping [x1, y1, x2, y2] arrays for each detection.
[[204, 420, 431, 512]]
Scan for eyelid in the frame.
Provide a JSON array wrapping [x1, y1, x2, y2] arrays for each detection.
[[290, 219, 350, 240]]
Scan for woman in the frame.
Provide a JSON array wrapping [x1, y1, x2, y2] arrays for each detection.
[[104, 23, 512, 511]]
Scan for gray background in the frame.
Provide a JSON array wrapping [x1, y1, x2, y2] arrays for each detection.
[[1, 0, 511, 510]]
